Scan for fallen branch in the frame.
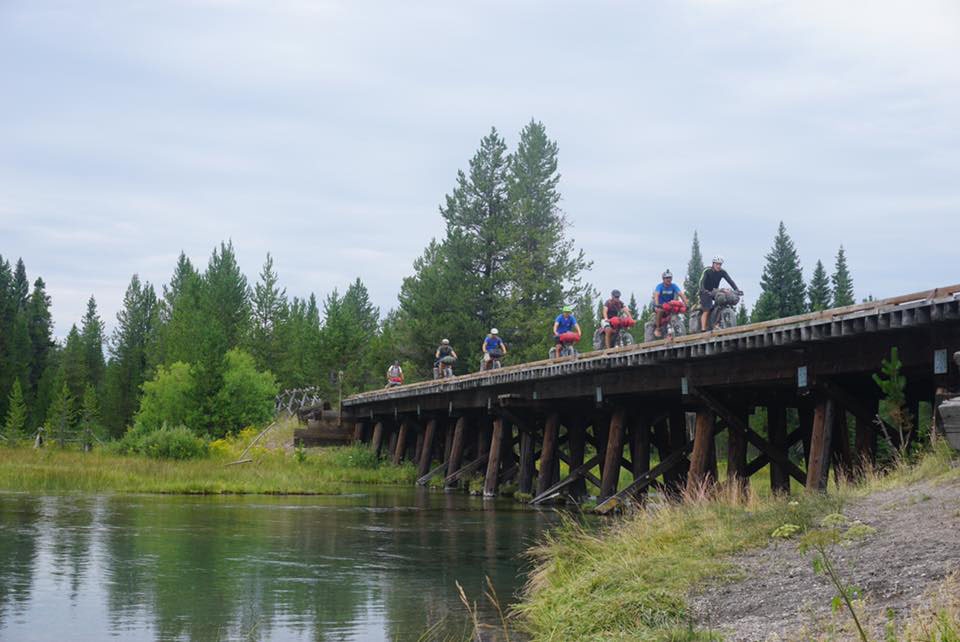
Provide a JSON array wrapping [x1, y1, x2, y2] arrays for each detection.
[[227, 419, 280, 466]]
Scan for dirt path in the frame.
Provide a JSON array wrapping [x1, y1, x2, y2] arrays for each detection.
[[690, 476, 960, 640]]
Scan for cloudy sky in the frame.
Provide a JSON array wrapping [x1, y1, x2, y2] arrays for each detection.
[[2, 0, 958, 338]]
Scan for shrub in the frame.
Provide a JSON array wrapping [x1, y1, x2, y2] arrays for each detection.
[[321, 444, 380, 469], [212, 349, 277, 437], [136, 362, 199, 432], [140, 426, 209, 460]]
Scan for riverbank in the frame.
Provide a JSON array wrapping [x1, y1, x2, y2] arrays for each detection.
[[513, 445, 960, 640], [0, 444, 416, 494]]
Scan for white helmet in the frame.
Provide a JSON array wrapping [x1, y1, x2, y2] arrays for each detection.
[[441, 338, 450, 345], [712, 256, 724, 265], [490, 328, 499, 335], [662, 269, 672, 279]]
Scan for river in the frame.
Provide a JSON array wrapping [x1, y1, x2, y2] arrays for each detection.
[[0, 488, 561, 641]]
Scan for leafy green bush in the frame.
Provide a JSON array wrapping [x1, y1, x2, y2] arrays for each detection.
[[140, 426, 209, 460], [135, 362, 199, 431], [111, 425, 208, 460], [320, 444, 381, 469], [212, 349, 277, 438]]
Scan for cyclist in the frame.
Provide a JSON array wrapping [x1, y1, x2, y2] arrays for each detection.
[[698, 256, 742, 331], [435, 339, 458, 375], [481, 329, 506, 371], [651, 270, 687, 337], [552, 305, 582, 358], [602, 290, 626, 349], [385, 360, 404, 387]]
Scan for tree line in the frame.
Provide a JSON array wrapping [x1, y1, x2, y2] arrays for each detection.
[[2, 120, 860, 444]]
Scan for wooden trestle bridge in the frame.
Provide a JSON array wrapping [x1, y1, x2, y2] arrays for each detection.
[[341, 285, 960, 512]]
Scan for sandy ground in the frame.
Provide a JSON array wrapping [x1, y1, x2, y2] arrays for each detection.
[[690, 475, 960, 640]]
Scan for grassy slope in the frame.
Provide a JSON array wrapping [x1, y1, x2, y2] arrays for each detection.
[[0, 445, 416, 494], [513, 446, 959, 641]]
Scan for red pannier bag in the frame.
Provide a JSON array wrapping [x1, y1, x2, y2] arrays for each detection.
[[620, 313, 637, 328], [609, 316, 622, 329], [663, 300, 687, 314], [557, 331, 580, 343]]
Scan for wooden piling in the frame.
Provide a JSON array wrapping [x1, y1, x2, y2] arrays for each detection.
[[536, 413, 560, 496], [518, 427, 536, 495], [688, 410, 715, 489], [831, 407, 853, 483], [483, 418, 506, 497], [567, 416, 588, 500], [445, 417, 467, 488], [854, 398, 878, 471], [806, 398, 834, 491], [767, 402, 790, 493], [417, 419, 437, 478], [628, 413, 651, 502], [370, 421, 385, 457], [727, 405, 748, 488], [393, 421, 410, 465], [600, 408, 626, 501], [352, 421, 364, 443]]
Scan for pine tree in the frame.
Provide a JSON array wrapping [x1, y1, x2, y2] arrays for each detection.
[[751, 222, 806, 322], [12, 259, 29, 310], [46, 378, 74, 448], [440, 127, 512, 335], [4, 379, 27, 441], [807, 260, 831, 312], [103, 274, 159, 436], [154, 254, 204, 367], [683, 231, 706, 304], [831, 245, 855, 307], [0, 256, 15, 421], [736, 303, 748, 326], [78, 384, 102, 451], [202, 241, 250, 353], [26, 277, 54, 394], [61, 325, 88, 403], [249, 253, 288, 371], [628, 293, 639, 320], [80, 296, 106, 388], [502, 120, 591, 361]]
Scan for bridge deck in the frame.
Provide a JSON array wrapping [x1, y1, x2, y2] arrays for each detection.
[[344, 284, 960, 412]]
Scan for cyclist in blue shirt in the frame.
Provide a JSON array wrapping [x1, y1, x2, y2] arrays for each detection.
[[651, 270, 687, 337], [552, 305, 582, 358], [481, 328, 506, 371]]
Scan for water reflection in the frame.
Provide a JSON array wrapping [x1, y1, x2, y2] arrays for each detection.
[[0, 489, 557, 641]]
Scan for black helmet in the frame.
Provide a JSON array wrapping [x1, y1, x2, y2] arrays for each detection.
[[611, 289, 621, 298]]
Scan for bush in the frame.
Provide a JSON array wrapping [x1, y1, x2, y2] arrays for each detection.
[[212, 349, 277, 438], [140, 426, 209, 460], [135, 362, 200, 431], [112, 425, 208, 460], [320, 444, 381, 469]]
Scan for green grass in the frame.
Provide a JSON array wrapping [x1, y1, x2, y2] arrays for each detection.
[[513, 445, 959, 641], [0, 444, 417, 494]]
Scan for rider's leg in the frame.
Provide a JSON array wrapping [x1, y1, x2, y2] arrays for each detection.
[[604, 326, 612, 349], [700, 309, 709, 332], [654, 309, 664, 337]]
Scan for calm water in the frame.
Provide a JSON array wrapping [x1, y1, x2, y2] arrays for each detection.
[[0, 488, 561, 641]]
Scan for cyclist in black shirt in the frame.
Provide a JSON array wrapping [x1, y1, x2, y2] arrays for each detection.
[[698, 256, 742, 331]]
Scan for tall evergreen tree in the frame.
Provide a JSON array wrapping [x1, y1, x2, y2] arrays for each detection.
[[627, 293, 639, 320], [78, 384, 103, 450], [61, 325, 89, 405], [502, 120, 591, 361], [683, 231, 706, 304], [736, 303, 749, 326], [3, 379, 27, 441], [751, 222, 806, 322], [80, 296, 106, 388], [45, 378, 74, 447], [25, 277, 54, 394], [202, 241, 250, 353], [103, 274, 159, 436], [0, 256, 15, 420], [12, 259, 29, 310], [154, 254, 204, 367], [249, 253, 288, 371], [440, 127, 511, 335], [831, 245, 855, 307], [807, 260, 831, 312]]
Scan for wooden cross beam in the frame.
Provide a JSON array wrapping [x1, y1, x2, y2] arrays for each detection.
[[444, 453, 489, 486], [530, 454, 603, 505], [744, 428, 806, 477], [691, 387, 807, 485], [556, 448, 602, 489], [594, 444, 692, 514]]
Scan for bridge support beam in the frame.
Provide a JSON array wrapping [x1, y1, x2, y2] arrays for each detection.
[[417, 419, 437, 478], [567, 416, 588, 500], [393, 420, 410, 465], [688, 410, 716, 490], [600, 408, 626, 501], [806, 398, 834, 492], [536, 413, 561, 496], [727, 405, 748, 489], [518, 426, 536, 495], [831, 407, 853, 483], [370, 421, 385, 458], [483, 418, 506, 497], [768, 403, 790, 494], [628, 413, 651, 503], [445, 417, 468, 488]]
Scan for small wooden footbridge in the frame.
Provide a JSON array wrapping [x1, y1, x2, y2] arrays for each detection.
[[341, 285, 960, 511]]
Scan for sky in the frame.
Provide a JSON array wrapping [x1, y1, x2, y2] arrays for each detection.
[[1, 0, 959, 339]]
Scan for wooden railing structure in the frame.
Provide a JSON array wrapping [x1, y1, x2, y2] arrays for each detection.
[[341, 285, 960, 510]]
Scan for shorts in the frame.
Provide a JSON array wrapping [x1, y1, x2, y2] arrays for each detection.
[[699, 291, 715, 310]]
